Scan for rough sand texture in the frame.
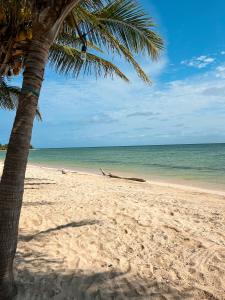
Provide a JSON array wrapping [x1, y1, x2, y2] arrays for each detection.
[[4, 164, 224, 300]]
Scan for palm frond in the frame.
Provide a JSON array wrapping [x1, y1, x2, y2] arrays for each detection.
[[0, 79, 42, 120], [61, 24, 150, 82], [88, 27, 151, 83], [49, 43, 129, 81], [60, 0, 163, 83], [0, 80, 19, 109], [75, 0, 163, 58], [35, 107, 42, 121], [56, 30, 103, 53]]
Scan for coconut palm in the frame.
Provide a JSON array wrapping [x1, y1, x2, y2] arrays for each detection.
[[0, 0, 163, 111], [0, 0, 163, 298], [1, 0, 162, 80]]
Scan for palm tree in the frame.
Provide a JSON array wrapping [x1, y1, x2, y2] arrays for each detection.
[[0, 0, 163, 298], [0, 0, 162, 113]]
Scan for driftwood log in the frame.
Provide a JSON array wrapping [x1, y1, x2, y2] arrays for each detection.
[[100, 168, 146, 183]]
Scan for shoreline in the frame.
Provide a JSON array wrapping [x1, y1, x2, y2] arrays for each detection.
[[27, 162, 225, 197], [1, 159, 225, 196]]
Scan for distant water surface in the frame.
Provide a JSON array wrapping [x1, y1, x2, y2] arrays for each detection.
[[0, 143, 225, 191]]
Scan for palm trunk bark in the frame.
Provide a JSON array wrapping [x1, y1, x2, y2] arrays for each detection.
[[0, 37, 51, 299], [0, 2, 82, 298]]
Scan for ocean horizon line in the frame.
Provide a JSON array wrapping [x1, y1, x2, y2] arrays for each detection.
[[1, 143, 225, 191], [35, 141, 225, 150]]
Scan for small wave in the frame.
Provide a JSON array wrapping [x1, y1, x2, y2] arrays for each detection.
[[144, 163, 225, 172], [93, 160, 121, 164]]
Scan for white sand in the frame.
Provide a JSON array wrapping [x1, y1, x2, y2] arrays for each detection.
[[2, 163, 224, 299]]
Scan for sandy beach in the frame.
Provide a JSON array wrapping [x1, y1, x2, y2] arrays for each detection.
[[2, 162, 223, 299]]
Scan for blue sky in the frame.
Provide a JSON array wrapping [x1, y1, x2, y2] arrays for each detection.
[[1, 0, 225, 147]]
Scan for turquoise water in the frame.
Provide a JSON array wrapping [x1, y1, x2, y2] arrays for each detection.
[[1, 143, 225, 190]]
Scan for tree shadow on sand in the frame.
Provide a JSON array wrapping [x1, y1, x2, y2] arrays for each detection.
[[24, 178, 56, 190], [25, 178, 55, 181], [15, 221, 219, 300], [19, 220, 100, 242], [25, 182, 56, 186], [15, 246, 219, 300], [22, 201, 55, 207], [15, 267, 195, 300]]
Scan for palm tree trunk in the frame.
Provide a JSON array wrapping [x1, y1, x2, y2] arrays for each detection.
[[0, 37, 51, 299]]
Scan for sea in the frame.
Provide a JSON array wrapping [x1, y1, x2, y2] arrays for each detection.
[[0, 143, 225, 191]]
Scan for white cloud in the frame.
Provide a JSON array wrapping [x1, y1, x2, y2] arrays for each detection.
[[28, 62, 225, 147], [181, 55, 215, 69], [215, 65, 225, 79], [140, 55, 168, 78], [221, 51, 225, 55], [2, 56, 225, 147]]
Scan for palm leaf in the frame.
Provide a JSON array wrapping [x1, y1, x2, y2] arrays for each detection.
[[56, 30, 103, 53], [0, 79, 42, 120], [88, 27, 151, 83], [75, 0, 163, 58], [61, 0, 163, 82], [0, 80, 19, 109], [49, 43, 129, 81]]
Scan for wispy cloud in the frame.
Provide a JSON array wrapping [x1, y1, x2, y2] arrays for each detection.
[[215, 65, 225, 79], [2, 54, 225, 147], [181, 55, 215, 69], [126, 112, 159, 118], [28, 61, 225, 147]]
